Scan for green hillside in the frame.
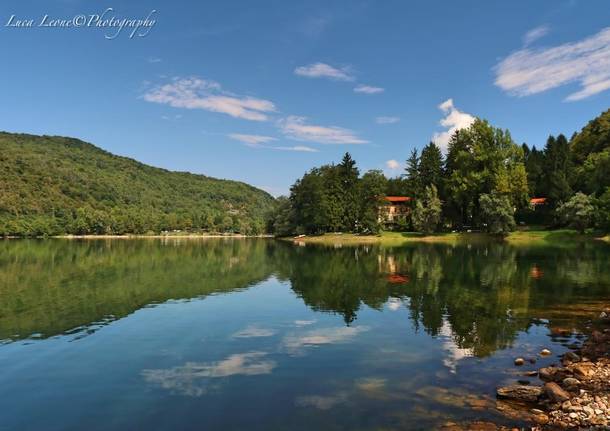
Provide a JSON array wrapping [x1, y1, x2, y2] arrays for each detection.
[[0, 132, 275, 236]]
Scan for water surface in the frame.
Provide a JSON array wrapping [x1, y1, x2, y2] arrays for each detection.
[[1, 238, 609, 430]]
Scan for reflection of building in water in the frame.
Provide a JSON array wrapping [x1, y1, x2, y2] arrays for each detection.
[[378, 254, 410, 283], [378, 196, 412, 225], [529, 265, 544, 279], [439, 317, 474, 373]]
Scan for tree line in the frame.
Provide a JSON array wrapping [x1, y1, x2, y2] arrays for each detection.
[[270, 110, 610, 235], [0, 133, 275, 237]]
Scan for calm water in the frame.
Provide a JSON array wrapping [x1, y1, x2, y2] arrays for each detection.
[[1, 239, 609, 430]]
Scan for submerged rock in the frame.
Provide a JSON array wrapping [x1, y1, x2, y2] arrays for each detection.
[[496, 385, 543, 402]]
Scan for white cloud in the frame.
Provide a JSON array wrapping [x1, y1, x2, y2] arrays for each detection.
[[147, 57, 162, 63], [294, 62, 355, 81], [432, 98, 475, 152], [143, 77, 276, 121], [141, 352, 276, 396], [354, 84, 384, 94], [385, 159, 401, 170], [495, 27, 610, 101], [228, 134, 277, 145], [376, 116, 400, 124], [523, 25, 549, 46], [278, 116, 367, 145], [276, 145, 319, 152]]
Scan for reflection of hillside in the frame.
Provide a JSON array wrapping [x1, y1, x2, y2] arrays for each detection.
[[0, 239, 275, 341], [275, 241, 610, 358]]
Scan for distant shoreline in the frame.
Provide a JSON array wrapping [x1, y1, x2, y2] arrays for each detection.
[[2, 234, 274, 240]]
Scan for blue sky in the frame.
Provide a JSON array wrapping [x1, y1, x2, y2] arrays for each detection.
[[1, 1, 609, 196]]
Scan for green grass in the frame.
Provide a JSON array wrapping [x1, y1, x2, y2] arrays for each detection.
[[280, 229, 608, 247]]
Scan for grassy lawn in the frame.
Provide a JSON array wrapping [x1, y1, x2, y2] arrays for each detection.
[[280, 229, 608, 246]]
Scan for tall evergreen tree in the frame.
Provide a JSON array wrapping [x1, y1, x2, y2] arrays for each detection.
[[418, 142, 443, 190], [543, 134, 572, 204], [338, 152, 360, 230], [405, 149, 421, 197]]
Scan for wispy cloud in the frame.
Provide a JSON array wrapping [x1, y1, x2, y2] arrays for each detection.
[[522, 25, 549, 46], [354, 84, 384, 94], [230, 133, 319, 152], [278, 116, 367, 144], [294, 62, 355, 81], [143, 77, 276, 121], [385, 160, 401, 170], [432, 99, 475, 152], [495, 27, 610, 101], [141, 352, 276, 396], [228, 134, 277, 145], [147, 57, 162, 63], [376, 116, 400, 124]]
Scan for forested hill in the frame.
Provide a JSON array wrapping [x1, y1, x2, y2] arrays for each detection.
[[0, 132, 275, 236]]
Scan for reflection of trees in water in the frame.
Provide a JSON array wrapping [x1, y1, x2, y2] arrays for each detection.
[[276, 241, 610, 357], [0, 239, 277, 340], [2, 239, 609, 356], [273, 245, 412, 324]]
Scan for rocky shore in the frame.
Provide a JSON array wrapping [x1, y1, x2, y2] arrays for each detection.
[[441, 308, 610, 431], [495, 309, 610, 430]]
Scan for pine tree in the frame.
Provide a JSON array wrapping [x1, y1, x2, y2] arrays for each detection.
[[338, 152, 360, 231], [405, 149, 421, 197], [419, 142, 443, 189]]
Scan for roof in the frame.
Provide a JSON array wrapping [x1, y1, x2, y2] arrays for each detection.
[[385, 196, 412, 203], [530, 197, 547, 204]]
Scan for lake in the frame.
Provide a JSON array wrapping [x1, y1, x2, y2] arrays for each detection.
[[1, 238, 609, 430]]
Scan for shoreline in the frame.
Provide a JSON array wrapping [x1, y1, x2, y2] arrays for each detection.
[[493, 308, 610, 430], [279, 230, 610, 247]]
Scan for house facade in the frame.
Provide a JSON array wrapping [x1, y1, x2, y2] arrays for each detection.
[[379, 196, 412, 224]]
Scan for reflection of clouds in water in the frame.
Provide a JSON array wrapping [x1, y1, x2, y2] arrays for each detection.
[[283, 326, 369, 355], [142, 351, 276, 396], [386, 297, 403, 311], [297, 378, 387, 410], [295, 392, 348, 410], [439, 318, 473, 373], [294, 319, 316, 327], [355, 377, 387, 393], [232, 325, 276, 338]]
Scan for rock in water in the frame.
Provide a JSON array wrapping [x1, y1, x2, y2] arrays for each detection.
[[544, 382, 571, 403], [514, 357, 525, 366], [540, 348, 552, 356], [497, 385, 543, 402]]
